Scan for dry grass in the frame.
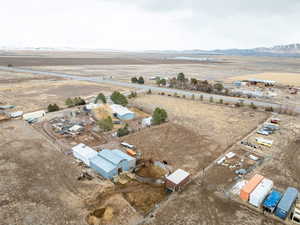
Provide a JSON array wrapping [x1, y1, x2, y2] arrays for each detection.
[[227, 72, 300, 86], [131, 95, 268, 147]]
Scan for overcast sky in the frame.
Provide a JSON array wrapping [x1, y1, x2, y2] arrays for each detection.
[[1, 0, 300, 50]]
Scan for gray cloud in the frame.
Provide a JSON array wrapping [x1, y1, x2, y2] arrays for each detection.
[[108, 0, 300, 15], [1, 0, 300, 50]]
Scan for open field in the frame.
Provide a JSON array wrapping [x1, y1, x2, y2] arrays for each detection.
[[130, 95, 268, 146], [0, 120, 144, 225], [0, 120, 95, 225], [0, 71, 132, 112], [141, 115, 300, 225], [227, 72, 300, 86], [18, 52, 300, 83]]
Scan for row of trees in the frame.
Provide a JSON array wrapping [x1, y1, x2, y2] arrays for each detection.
[[167, 73, 225, 94], [65, 97, 86, 107], [47, 104, 60, 112], [131, 76, 144, 84]]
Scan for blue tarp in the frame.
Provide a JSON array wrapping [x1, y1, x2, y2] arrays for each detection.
[[263, 190, 282, 212]]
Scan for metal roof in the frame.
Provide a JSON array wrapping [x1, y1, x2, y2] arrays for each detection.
[[112, 149, 135, 161], [263, 190, 282, 209], [166, 169, 190, 185], [277, 187, 299, 211], [72, 143, 98, 159], [248, 78, 276, 84], [90, 155, 117, 173], [110, 104, 134, 116], [98, 149, 125, 165]]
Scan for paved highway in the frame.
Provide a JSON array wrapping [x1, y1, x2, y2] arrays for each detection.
[[1, 66, 298, 112]]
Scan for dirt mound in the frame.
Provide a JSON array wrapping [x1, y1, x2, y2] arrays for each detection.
[[86, 206, 114, 225], [136, 165, 166, 179]]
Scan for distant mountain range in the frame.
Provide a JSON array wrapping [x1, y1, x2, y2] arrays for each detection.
[[1, 43, 300, 57], [146, 44, 300, 57]]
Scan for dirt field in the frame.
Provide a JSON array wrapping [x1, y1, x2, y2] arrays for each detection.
[[227, 72, 300, 86], [0, 120, 97, 225], [0, 120, 145, 225], [143, 175, 282, 225], [130, 95, 268, 146], [0, 56, 218, 67], [0, 71, 131, 112]]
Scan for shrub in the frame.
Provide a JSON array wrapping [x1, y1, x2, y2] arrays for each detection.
[[219, 99, 223, 104], [152, 108, 168, 125], [200, 95, 203, 101], [111, 91, 128, 106], [117, 124, 130, 137], [48, 104, 60, 112], [182, 95, 186, 98], [128, 91, 137, 99], [209, 96, 213, 103], [265, 106, 274, 112], [235, 102, 241, 107], [137, 76, 144, 84], [97, 116, 113, 131], [161, 92, 165, 95], [131, 77, 138, 83], [95, 93, 106, 104], [173, 92, 178, 97], [65, 98, 74, 107], [73, 97, 86, 106], [213, 83, 224, 92], [147, 89, 152, 94], [250, 102, 257, 109]]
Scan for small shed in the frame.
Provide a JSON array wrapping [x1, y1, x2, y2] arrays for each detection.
[[110, 104, 135, 120], [23, 110, 46, 121], [263, 190, 282, 213], [275, 187, 299, 220], [98, 149, 127, 172], [10, 111, 23, 118], [85, 103, 101, 111], [72, 143, 98, 166], [89, 156, 118, 179], [142, 117, 152, 127], [112, 149, 136, 171], [165, 169, 190, 191], [240, 174, 264, 201], [249, 178, 273, 207]]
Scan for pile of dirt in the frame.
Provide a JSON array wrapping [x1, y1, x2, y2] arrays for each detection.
[[86, 206, 114, 225], [120, 181, 166, 215], [136, 165, 166, 179]]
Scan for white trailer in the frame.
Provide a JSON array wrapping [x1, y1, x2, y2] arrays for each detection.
[[23, 110, 46, 121], [249, 178, 273, 207]]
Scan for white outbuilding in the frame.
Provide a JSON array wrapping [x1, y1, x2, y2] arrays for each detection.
[[23, 110, 46, 121], [249, 178, 273, 207], [72, 143, 98, 166], [110, 104, 135, 120], [142, 117, 152, 127]]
